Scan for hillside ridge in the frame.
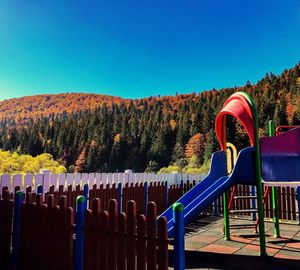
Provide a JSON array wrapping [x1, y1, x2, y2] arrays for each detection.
[[0, 61, 298, 124]]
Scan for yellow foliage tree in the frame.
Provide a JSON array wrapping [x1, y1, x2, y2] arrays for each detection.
[[0, 150, 66, 175]]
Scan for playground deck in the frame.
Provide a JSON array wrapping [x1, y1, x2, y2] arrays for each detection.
[[169, 216, 300, 270]]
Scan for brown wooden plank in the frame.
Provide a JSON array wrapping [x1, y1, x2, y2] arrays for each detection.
[[287, 187, 291, 220], [84, 208, 92, 270], [99, 211, 109, 270], [277, 187, 282, 219], [91, 199, 101, 270], [282, 187, 287, 220], [127, 200, 137, 270], [108, 199, 118, 270], [147, 202, 157, 270], [117, 212, 126, 270], [137, 214, 146, 270], [157, 217, 168, 270], [291, 187, 296, 221]]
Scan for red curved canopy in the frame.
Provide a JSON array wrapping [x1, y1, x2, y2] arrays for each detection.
[[215, 93, 255, 150]]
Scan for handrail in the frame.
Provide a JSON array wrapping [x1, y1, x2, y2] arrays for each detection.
[[276, 125, 300, 135]]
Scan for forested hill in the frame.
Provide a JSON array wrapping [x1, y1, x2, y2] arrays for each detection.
[[0, 93, 127, 124], [0, 62, 299, 173]]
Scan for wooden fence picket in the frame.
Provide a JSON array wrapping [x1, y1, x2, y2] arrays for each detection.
[[99, 211, 109, 270], [19, 193, 31, 270], [158, 217, 168, 270], [127, 201, 137, 270], [108, 200, 118, 270], [0, 174, 11, 193], [147, 202, 157, 270], [117, 212, 126, 270], [137, 214, 147, 270], [0, 190, 13, 269], [291, 187, 296, 220]]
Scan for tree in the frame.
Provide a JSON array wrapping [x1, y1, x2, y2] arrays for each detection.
[[292, 110, 300, 125], [204, 129, 219, 162], [74, 148, 86, 172], [109, 134, 128, 171], [172, 143, 185, 162], [27, 133, 43, 156], [185, 133, 205, 164], [0, 150, 66, 175], [273, 99, 288, 126], [145, 160, 159, 173]]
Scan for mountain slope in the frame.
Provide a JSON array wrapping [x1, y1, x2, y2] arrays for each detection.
[[0, 62, 299, 125], [0, 93, 126, 123], [0, 62, 299, 173]]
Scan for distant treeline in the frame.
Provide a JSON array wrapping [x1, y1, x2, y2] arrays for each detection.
[[0, 62, 299, 173]]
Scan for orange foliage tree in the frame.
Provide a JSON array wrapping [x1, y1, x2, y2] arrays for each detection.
[[185, 133, 205, 161]]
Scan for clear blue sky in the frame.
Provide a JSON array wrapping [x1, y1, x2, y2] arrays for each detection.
[[0, 0, 299, 101]]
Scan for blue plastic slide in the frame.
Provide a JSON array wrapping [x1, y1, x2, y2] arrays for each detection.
[[159, 147, 255, 237]]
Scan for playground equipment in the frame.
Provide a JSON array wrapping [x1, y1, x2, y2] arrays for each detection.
[[160, 91, 300, 256]]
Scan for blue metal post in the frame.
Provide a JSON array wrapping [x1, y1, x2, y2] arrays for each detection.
[[251, 186, 257, 221], [144, 182, 148, 215], [11, 191, 23, 268], [75, 196, 86, 270], [37, 185, 43, 194], [297, 187, 300, 225], [117, 182, 122, 213], [83, 183, 89, 210], [165, 180, 168, 209], [173, 202, 185, 270]]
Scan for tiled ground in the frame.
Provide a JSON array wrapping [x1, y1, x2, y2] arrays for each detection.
[[168, 216, 300, 269]]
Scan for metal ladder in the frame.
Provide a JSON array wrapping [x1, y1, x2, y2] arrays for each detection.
[[228, 185, 271, 232]]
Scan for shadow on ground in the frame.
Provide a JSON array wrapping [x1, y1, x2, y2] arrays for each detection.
[[168, 250, 300, 270], [268, 238, 300, 245]]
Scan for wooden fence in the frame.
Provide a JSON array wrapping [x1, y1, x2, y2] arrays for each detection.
[[0, 191, 169, 270], [1, 179, 193, 216], [18, 194, 74, 270], [0, 181, 299, 269], [83, 199, 168, 270], [0, 172, 204, 195], [121, 182, 145, 214], [2, 177, 300, 223], [88, 181, 197, 215]]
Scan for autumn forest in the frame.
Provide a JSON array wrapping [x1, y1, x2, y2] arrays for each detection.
[[0, 62, 299, 174]]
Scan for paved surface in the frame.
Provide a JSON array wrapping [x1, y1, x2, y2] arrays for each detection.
[[168, 215, 300, 269]]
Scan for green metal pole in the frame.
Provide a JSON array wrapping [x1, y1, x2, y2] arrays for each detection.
[[269, 120, 280, 238], [223, 190, 230, 240], [223, 144, 232, 240], [173, 202, 185, 270], [238, 92, 267, 256]]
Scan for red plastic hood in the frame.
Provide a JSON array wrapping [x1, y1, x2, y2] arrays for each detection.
[[215, 93, 255, 150]]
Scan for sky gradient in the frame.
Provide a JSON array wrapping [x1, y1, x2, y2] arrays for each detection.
[[0, 0, 299, 101]]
